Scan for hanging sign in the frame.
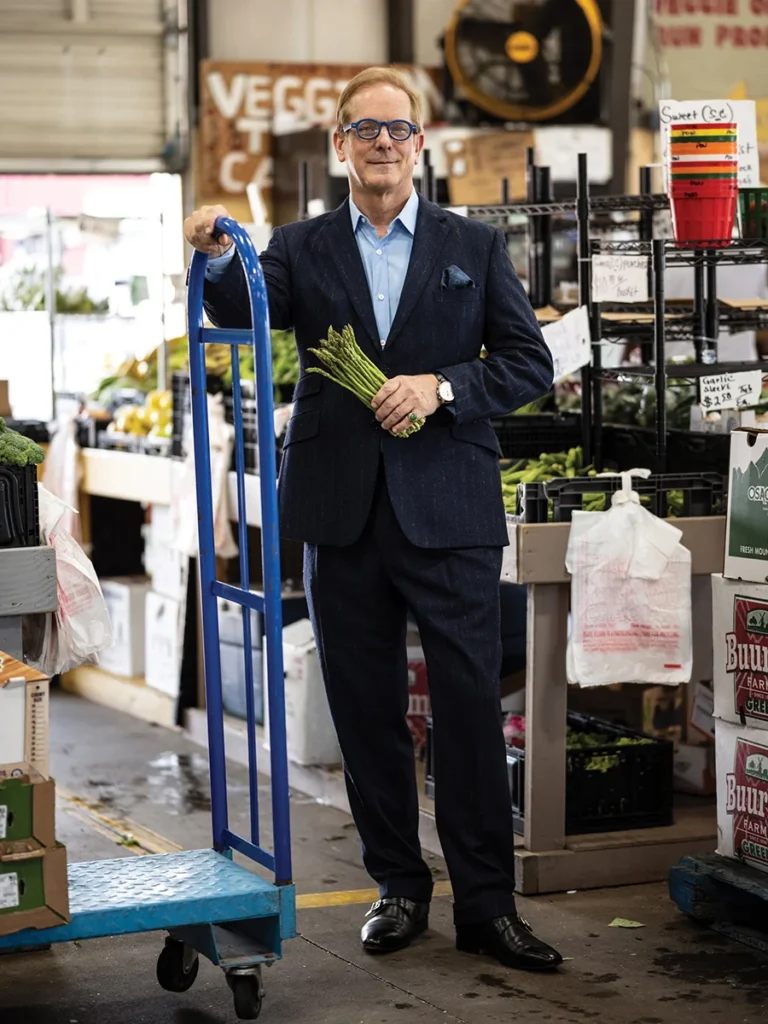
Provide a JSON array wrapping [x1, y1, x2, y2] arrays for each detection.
[[542, 306, 592, 383], [699, 369, 764, 411], [592, 255, 649, 303], [658, 99, 760, 187]]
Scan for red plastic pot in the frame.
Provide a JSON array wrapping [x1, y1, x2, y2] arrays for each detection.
[[670, 193, 738, 247]]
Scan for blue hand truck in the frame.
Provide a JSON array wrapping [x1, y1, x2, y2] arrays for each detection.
[[0, 217, 295, 1021]]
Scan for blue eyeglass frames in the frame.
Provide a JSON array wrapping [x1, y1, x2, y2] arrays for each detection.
[[341, 118, 420, 142]]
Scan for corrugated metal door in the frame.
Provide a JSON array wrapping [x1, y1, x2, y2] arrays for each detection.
[[0, 0, 187, 171]]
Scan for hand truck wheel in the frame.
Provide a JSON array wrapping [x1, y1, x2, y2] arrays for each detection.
[[156, 936, 200, 993], [227, 965, 264, 1020]]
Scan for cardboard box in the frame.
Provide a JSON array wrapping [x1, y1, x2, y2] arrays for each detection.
[[145, 541, 188, 603], [407, 647, 431, 751], [221, 643, 263, 723], [99, 577, 151, 678], [716, 718, 768, 874], [0, 381, 11, 418], [218, 595, 262, 648], [145, 592, 184, 698], [712, 573, 768, 730], [724, 428, 768, 583], [0, 654, 49, 778], [0, 843, 69, 937], [0, 776, 55, 850], [675, 742, 716, 796], [265, 619, 340, 767]]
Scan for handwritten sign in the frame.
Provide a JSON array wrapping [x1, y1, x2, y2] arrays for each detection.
[[542, 306, 591, 383], [591, 255, 649, 304], [699, 369, 763, 411], [658, 99, 759, 187]]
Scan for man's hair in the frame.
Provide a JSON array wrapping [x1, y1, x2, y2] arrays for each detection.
[[336, 67, 423, 130]]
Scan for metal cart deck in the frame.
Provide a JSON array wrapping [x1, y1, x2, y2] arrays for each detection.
[[0, 217, 295, 1021]]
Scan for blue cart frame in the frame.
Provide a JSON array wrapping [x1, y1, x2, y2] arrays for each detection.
[[0, 217, 295, 1022]]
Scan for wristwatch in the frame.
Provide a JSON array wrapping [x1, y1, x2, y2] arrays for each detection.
[[436, 373, 455, 404]]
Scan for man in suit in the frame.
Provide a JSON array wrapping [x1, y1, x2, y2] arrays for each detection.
[[184, 67, 561, 971]]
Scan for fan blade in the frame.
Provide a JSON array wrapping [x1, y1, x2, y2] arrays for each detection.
[[458, 16, 517, 57]]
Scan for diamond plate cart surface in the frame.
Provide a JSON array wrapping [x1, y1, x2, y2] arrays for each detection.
[[0, 219, 296, 1021]]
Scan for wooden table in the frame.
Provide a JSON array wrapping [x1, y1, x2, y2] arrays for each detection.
[[505, 516, 723, 894]]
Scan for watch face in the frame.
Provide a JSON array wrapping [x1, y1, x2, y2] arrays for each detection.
[[439, 380, 454, 402]]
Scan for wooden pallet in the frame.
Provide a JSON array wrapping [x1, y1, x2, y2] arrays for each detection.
[[669, 853, 768, 954]]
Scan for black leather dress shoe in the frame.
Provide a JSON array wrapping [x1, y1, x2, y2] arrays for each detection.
[[361, 898, 429, 954], [456, 915, 563, 971]]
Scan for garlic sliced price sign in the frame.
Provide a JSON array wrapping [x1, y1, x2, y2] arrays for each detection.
[[591, 255, 649, 304], [541, 306, 591, 383], [699, 369, 764, 412]]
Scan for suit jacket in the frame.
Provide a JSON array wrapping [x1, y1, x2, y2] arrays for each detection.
[[203, 195, 554, 549]]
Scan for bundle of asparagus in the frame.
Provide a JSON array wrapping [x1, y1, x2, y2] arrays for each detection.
[[308, 325, 425, 438]]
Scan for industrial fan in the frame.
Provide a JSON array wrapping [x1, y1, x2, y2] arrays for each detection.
[[443, 0, 605, 125]]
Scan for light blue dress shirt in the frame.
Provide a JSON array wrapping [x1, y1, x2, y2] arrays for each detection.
[[204, 191, 419, 347]]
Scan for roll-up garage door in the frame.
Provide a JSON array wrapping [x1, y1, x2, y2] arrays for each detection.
[[0, 0, 186, 171]]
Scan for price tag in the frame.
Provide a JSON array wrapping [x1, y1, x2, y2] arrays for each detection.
[[658, 99, 760, 188], [592, 255, 649, 304], [699, 370, 764, 411], [541, 306, 591, 383], [0, 873, 19, 911], [0, 806, 6, 840]]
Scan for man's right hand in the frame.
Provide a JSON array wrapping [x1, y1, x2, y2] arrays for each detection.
[[183, 205, 234, 259]]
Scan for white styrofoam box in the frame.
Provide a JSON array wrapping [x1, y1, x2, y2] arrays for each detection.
[[145, 592, 184, 698], [98, 577, 151, 678], [716, 718, 768, 874], [674, 742, 715, 796], [712, 573, 768, 730], [148, 504, 175, 546], [264, 618, 340, 767], [145, 541, 189, 604], [221, 642, 263, 723], [724, 428, 768, 584], [218, 594, 262, 648]]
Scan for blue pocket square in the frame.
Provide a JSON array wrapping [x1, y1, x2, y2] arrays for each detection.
[[441, 265, 475, 290]]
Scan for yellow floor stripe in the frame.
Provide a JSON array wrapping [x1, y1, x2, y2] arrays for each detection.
[[59, 788, 453, 911], [57, 789, 182, 856], [297, 880, 453, 910]]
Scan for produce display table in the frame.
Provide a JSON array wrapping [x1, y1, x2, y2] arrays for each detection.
[[506, 516, 723, 894]]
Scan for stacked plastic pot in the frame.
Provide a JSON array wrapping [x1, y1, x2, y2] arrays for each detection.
[[668, 122, 738, 247]]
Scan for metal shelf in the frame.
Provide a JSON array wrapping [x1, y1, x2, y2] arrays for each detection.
[[467, 193, 669, 223], [592, 238, 768, 267], [597, 360, 768, 383]]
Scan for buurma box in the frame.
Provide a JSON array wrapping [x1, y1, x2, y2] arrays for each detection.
[[724, 428, 768, 584], [716, 718, 768, 874], [0, 776, 55, 851], [712, 573, 768, 730], [0, 653, 49, 778]]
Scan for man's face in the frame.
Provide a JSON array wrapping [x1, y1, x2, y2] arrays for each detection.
[[333, 84, 424, 196]]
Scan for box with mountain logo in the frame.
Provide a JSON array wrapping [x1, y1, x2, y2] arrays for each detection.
[[716, 719, 768, 874], [712, 574, 768, 730], [724, 428, 768, 584]]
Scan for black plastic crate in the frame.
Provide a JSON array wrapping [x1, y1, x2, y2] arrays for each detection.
[[0, 464, 39, 547], [602, 424, 731, 476], [171, 372, 259, 475], [491, 413, 582, 460], [517, 471, 725, 523], [424, 712, 674, 836]]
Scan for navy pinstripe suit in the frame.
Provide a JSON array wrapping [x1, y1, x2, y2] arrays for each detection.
[[204, 195, 553, 925]]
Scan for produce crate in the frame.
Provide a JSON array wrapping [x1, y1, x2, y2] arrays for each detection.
[[516, 471, 725, 523], [0, 464, 39, 548], [424, 712, 674, 836], [491, 413, 581, 460], [601, 423, 731, 476], [739, 187, 768, 240]]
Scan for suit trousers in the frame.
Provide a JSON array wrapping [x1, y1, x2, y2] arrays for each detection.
[[303, 464, 519, 926]]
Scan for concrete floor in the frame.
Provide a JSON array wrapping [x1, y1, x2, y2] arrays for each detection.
[[0, 690, 765, 1024]]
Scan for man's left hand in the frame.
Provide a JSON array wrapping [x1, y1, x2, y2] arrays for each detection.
[[372, 375, 440, 434]]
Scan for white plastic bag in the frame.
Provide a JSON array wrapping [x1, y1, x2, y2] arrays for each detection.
[[565, 470, 692, 687], [26, 485, 113, 676], [41, 414, 82, 541]]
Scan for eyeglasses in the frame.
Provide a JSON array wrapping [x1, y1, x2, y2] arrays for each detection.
[[342, 119, 420, 142]]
